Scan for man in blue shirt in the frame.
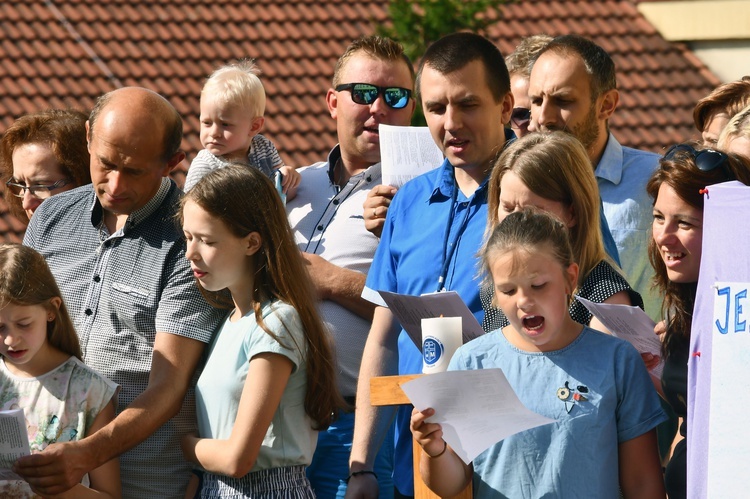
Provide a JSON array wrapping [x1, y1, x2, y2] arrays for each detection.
[[527, 35, 660, 320], [347, 32, 514, 499]]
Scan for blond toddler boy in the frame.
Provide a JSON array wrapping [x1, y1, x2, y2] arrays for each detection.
[[185, 59, 300, 197]]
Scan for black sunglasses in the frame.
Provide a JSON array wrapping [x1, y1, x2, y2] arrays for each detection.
[[510, 107, 531, 128], [663, 144, 735, 180], [335, 83, 412, 109]]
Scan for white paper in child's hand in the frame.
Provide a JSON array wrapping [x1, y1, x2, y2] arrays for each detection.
[[400, 369, 555, 464]]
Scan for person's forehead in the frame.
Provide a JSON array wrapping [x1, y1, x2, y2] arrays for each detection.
[[91, 110, 165, 161], [531, 52, 591, 89], [339, 52, 412, 84], [419, 59, 493, 97]]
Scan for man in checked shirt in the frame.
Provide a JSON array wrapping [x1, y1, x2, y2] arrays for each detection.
[[16, 87, 225, 498]]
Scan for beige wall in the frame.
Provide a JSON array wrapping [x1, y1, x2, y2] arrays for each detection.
[[639, 0, 750, 82]]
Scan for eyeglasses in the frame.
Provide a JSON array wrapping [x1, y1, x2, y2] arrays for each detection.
[[5, 178, 72, 199], [335, 83, 412, 109], [662, 144, 735, 180], [510, 107, 531, 128]]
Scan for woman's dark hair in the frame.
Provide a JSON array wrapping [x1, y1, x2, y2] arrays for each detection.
[[648, 144, 750, 357]]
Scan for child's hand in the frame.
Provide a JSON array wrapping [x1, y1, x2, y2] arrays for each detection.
[[410, 407, 446, 458], [277, 166, 300, 199], [654, 320, 666, 338]]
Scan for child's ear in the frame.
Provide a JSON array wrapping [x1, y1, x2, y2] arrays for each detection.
[[565, 262, 579, 293], [250, 117, 265, 134], [47, 297, 62, 321], [244, 231, 263, 256]]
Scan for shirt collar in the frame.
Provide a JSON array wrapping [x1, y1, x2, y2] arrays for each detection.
[[326, 144, 381, 187], [594, 132, 623, 185], [429, 128, 516, 202], [90, 177, 173, 233]]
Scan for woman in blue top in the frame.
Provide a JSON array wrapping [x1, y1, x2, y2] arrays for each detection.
[[411, 209, 666, 498], [180, 164, 341, 498]]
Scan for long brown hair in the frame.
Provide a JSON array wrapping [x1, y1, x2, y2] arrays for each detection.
[[0, 243, 81, 360], [488, 132, 613, 289], [648, 144, 750, 357], [181, 164, 342, 429]]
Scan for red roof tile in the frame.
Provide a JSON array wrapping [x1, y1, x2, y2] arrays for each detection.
[[0, 0, 720, 241]]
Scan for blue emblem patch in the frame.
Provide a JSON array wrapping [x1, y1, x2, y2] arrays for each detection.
[[423, 337, 444, 366]]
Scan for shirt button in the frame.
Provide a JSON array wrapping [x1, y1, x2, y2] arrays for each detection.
[[317, 225, 324, 231], [93, 275, 101, 283], [85, 309, 93, 316], [333, 199, 339, 205]]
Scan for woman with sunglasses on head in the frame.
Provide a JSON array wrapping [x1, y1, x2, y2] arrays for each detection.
[[0, 109, 91, 222], [649, 143, 750, 498]]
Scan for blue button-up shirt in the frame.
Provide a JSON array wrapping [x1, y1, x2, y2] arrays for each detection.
[[596, 133, 660, 320], [363, 157, 491, 494]]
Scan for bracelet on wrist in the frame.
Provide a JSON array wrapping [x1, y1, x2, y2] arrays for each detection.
[[426, 440, 448, 459], [346, 469, 378, 483]]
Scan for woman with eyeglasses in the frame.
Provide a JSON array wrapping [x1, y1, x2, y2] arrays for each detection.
[[648, 143, 750, 498], [0, 109, 91, 221]]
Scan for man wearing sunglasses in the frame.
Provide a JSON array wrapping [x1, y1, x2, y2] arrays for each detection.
[[527, 35, 661, 321], [349, 32, 514, 499], [505, 34, 552, 139], [286, 35, 415, 498]]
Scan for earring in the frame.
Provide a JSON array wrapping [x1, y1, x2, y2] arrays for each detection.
[[48, 315, 54, 321]]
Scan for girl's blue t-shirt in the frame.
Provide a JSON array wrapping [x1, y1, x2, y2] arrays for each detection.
[[449, 326, 666, 498], [195, 301, 315, 472]]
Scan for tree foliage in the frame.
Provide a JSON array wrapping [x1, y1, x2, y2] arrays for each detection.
[[376, 0, 508, 125], [376, 0, 507, 63]]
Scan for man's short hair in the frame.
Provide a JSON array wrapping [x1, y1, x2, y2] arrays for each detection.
[[332, 36, 414, 88], [693, 76, 750, 133], [88, 89, 183, 163], [534, 34, 617, 101], [416, 32, 510, 103], [202, 59, 267, 118], [506, 34, 553, 78]]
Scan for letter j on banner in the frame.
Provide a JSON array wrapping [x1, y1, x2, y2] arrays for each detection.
[[708, 281, 750, 497]]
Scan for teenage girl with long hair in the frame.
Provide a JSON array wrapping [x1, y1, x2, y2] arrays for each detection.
[[180, 164, 341, 498]]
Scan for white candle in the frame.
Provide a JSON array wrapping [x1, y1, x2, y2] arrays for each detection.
[[421, 316, 463, 373]]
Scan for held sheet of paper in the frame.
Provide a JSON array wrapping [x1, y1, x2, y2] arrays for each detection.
[[401, 369, 556, 464], [0, 408, 30, 481], [379, 125, 444, 188], [575, 296, 664, 378], [378, 290, 485, 349]]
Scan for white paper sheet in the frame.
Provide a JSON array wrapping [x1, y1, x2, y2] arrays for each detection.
[[707, 281, 750, 496], [575, 296, 664, 378], [378, 290, 484, 349], [379, 125, 443, 188], [401, 369, 556, 464], [0, 408, 30, 481]]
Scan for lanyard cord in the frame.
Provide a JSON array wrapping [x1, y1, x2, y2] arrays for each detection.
[[437, 184, 473, 292]]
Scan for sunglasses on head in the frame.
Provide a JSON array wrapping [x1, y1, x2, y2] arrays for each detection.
[[510, 107, 531, 128], [335, 83, 412, 109], [663, 144, 735, 180]]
